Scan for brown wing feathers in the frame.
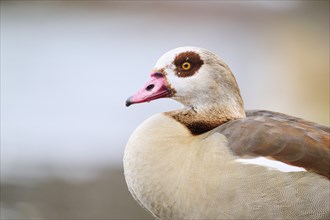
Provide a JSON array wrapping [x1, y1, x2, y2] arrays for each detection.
[[246, 110, 330, 134], [217, 110, 330, 179]]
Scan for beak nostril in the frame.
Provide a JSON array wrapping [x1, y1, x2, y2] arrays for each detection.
[[146, 84, 155, 91]]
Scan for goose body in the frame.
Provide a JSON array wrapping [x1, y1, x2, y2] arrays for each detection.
[[124, 47, 330, 219]]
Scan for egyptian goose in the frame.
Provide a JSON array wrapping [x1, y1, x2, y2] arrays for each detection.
[[124, 47, 330, 219]]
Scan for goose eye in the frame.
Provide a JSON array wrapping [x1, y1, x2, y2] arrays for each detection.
[[181, 62, 191, 70]]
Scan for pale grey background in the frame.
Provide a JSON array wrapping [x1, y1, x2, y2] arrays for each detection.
[[1, 1, 329, 219]]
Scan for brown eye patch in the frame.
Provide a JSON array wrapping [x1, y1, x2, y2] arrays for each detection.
[[173, 51, 204, 78]]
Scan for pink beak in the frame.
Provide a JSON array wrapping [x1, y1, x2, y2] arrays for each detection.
[[126, 72, 172, 107]]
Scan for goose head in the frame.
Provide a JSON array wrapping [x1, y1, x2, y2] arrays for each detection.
[[126, 47, 246, 132]]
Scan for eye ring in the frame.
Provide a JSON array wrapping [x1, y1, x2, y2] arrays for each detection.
[[181, 62, 191, 70]]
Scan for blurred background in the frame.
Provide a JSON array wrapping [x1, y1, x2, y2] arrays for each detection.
[[1, 1, 329, 219]]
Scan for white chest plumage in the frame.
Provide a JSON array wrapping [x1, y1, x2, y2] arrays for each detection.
[[124, 114, 330, 219]]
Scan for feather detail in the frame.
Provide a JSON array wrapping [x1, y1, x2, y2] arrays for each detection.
[[217, 110, 330, 179]]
